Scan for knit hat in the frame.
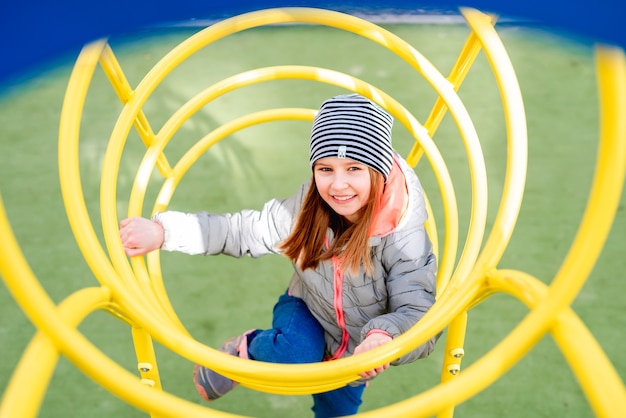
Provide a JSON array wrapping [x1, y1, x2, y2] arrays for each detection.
[[309, 93, 394, 181]]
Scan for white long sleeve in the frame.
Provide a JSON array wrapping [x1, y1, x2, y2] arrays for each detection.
[[153, 211, 208, 255]]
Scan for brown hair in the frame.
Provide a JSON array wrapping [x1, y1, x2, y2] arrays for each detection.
[[279, 168, 384, 275]]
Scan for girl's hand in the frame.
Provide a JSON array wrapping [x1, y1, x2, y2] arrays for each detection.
[[353, 332, 392, 379], [119, 216, 164, 257]]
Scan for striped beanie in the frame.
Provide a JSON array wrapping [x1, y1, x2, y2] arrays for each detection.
[[310, 93, 394, 181]]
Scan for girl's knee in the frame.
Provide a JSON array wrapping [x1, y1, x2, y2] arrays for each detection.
[[274, 333, 324, 363]]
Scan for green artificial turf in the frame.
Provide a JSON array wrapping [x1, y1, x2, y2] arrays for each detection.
[[0, 17, 624, 418]]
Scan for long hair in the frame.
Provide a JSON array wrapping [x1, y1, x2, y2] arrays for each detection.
[[279, 168, 385, 275]]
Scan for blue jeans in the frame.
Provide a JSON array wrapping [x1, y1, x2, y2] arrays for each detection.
[[247, 291, 366, 417]]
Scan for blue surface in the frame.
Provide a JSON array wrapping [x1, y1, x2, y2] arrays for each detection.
[[0, 0, 622, 89]]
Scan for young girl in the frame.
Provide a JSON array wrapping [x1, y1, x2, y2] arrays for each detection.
[[119, 93, 439, 417]]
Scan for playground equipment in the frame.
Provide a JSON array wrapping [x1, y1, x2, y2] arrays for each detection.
[[1, 6, 625, 417]]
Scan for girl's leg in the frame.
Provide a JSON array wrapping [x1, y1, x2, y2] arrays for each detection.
[[248, 290, 325, 364], [311, 384, 366, 418], [194, 290, 324, 402], [252, 291, 366, 417]]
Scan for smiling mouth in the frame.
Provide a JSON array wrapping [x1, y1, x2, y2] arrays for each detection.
[[333, 195, 355, 202]]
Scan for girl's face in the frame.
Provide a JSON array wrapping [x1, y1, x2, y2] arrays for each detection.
[[314, 157, 372, 223]]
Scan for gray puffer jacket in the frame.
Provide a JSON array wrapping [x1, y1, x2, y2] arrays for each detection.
[[155, 153, 438, 365]]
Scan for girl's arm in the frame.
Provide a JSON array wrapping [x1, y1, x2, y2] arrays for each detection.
[[150, 182, 308, 257]]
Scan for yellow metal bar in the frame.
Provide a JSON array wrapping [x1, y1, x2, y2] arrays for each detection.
[[552, 44, 626, 292], [461, 8, 528, 273], [406, 20, 492, 302], [438, 311, 467, 418], [429, 41, 626, 418], [354, 270, 531, 417], [398, 43, 625, 417], [432, 10, 523, 416], [406, 14, 496, 166], [506, 44, 626, 357], [91, 55, 191, 337], [99, 43, 173, 177], [132, 326, 163, 396], [487, 270, 626, 417], [59, 40, 174, 328], [439, 312, 467, 382], [357, 266, 625, 417], [0, 287, 112, 418], [58, 40, 117, 290], [0, 193, 230, 418], [59, 47, 189, 418], [86, 41, 181, 342], [552, 305, 626, 417]]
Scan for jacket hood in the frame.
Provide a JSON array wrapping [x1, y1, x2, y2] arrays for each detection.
[[368, 154, 408, 237]]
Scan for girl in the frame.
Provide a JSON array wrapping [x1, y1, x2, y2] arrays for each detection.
[[119, 93, 439, 417]]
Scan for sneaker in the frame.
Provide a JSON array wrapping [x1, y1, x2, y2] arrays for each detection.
[[193, 332, 251, 401]]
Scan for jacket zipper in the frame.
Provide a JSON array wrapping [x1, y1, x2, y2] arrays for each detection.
[[327, 255, 350, 360]]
